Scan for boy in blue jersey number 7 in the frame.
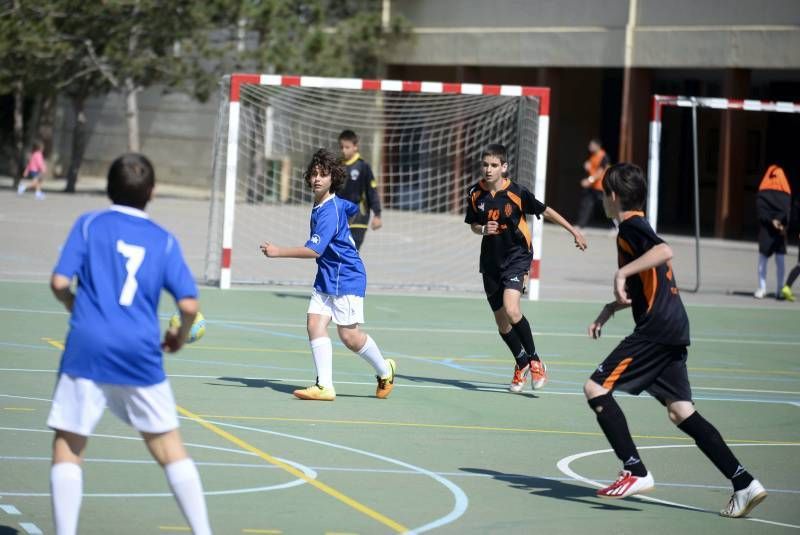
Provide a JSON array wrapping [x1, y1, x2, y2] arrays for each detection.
[[48, 154, 211, 535], [260, 148, 396, 401]]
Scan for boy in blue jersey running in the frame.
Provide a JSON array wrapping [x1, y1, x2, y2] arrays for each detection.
[[48, 154, 212, 535], [260, 148, 396, 401]]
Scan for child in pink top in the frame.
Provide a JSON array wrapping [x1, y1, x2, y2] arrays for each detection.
[[18, 141, 47, 199]]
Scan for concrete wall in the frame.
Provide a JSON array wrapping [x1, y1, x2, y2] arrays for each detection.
[[52, 87, 221, 187], [391, 0, 800, 68]]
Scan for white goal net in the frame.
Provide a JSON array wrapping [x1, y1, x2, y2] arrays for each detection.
[[205, 74, 550, 295]]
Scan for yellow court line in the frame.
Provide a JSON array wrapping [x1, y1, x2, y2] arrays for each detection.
[[43, 337, 64, 350], [176, 405, 408, 534], [242, 530, 282, 534], [158, 527, 190, 532], [3, 407, 35, 411], [193, 413, 799, 445], [45, 338, 800, 377], [187, 344, 800, 377]]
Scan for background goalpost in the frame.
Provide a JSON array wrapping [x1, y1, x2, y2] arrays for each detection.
[[205, 74, 551, 298], [647, 94, 800, 291]]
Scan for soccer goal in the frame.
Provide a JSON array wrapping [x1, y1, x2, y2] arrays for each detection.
[[205, 74, 551, 298], [647, 94, 800, 291]]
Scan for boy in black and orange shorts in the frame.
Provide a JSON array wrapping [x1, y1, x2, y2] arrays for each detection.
[[583, 163, 766, 519]]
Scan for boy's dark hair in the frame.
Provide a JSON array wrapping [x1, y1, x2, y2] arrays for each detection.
[[602, 163, 647, 211], [304, 148, 347, 193], [338, 129, 359, 145], [481, 143, 507, 163], [32, 140, 44, 151], [107, 153, 155, 210]]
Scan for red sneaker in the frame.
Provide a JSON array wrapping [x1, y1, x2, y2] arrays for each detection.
[[509, 364, 529, 393], [530, 359, 547, 390], [597, 470, 654, 499]]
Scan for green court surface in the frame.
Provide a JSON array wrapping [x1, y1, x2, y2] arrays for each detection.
[[1, 281, 799, 534]]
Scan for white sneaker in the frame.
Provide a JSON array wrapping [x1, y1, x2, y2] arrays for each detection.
[[17, 183, 25, 195], [720, 479, 767, 518], [596, 470, 655, 499], [754, 288, 766, 299], [35, 191, 45, 200]]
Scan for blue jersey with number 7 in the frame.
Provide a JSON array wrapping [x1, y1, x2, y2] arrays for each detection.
[[53, 205, 197, 385]]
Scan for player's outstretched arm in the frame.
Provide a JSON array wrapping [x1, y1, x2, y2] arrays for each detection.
[[260, 242, 320, 259], [163, 297, 198, 353], [588, 301, 630, 339], [614, 243, 673, 304], [50, 274, 74, 312], [542, 206, 587, 250]]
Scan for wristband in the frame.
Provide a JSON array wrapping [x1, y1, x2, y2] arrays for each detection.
[[481, 225, 487, 235]]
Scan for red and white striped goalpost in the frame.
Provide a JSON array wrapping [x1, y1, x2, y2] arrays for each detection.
[[647, 94, 800, 232], [219, 73, 550, 298]]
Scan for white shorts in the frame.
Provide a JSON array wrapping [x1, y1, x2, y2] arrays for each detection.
[[307, 289, 364, 325], [47, 374, 179, 436]]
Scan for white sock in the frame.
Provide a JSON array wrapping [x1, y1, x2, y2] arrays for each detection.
[[164, 458, 211, 535], [357, 335, 390, 377], [310, 337, 333, 388], [758, 254, 768, 290], [51, 462, 83, 535], [776, 253, 785, 293]]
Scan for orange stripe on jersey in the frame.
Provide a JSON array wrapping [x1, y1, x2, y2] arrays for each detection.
[[758, 165, 791, 194], [471, 190, 481, 212], [641, 267, 658, 312], [506, 191, 531, 248], [617, 237, 634, 255], [602, 357, 633, 389], [518, 215, 531, 248]]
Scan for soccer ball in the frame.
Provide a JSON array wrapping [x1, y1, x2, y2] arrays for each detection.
[[169, 311, 207, 344]]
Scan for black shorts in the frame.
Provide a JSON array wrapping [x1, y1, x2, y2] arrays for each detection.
[[482, 268, 527, 311], [759, 226, 787, 256], [350, 227, 367, 250], [589, 334, 692, 405]]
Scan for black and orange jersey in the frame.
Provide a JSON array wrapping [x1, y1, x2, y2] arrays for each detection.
[[756, 164, 791, 227], [339, 154, 381, 229], [617, 212, 690, 346], [588, 149, 610, 191], [464, 178, 546, 274]]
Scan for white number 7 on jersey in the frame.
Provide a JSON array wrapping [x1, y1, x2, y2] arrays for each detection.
[[116, 240, 146, 306]]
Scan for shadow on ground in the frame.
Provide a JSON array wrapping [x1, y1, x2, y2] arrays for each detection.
[[399, 374, 538, 398]]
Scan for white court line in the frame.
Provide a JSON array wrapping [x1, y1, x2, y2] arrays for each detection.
[[199, 418, 468, 535], [4, 455, 800, 495], [556, 443, 800, 530], [0, 426, 315, 497], [19, 523, 43, 535], [2, 374, 800, 407], [0, 420, 467, 533], [0, 305, 798, 346], [0, 504, 21, 514]]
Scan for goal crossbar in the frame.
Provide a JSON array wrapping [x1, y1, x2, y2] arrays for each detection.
[[647, 94, 800, 232], [213, 73, 551, 297]]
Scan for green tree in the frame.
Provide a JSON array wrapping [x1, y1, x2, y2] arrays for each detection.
[[237, 0, 410, 77], [0, 1, 66, 182], [2, 1, 222, 190]]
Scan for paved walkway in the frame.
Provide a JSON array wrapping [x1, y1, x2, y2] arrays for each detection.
[[2, 176, 796, 309]]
